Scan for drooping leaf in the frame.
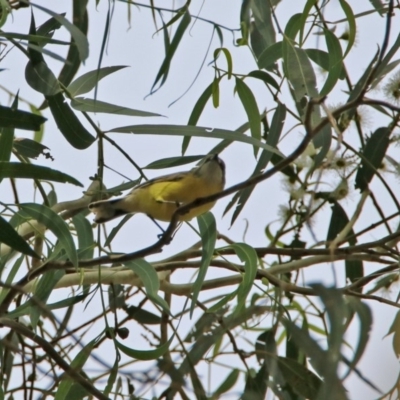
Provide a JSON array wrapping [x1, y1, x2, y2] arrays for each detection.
[[67, 66, 128, 97], [150, 11, 191, 93], [144, 155, 203, 169], [46, 92, 95, 149], [320, 29, 343, 96], [124, 259, 170, 313], [232, 243, 258, 314], [235, 78, 261, 155], [12, 138, 50, 160], [109, 124, 283, 156], [0, 162, 82, 186], [355, 127, 391, 191], [190, 212, 217, 317], [20, 203, 78, 267], [257, 41, 282, 69], [31, 3, 89, 61], [0, 106, 46, 131], [25, 61, 61, 96], [0, 216, 39, 258], [338, 0, 356, 57], [58, 0, 89, 87], [71, 97, 161, 117]]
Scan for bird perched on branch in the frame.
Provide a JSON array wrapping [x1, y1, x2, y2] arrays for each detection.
[[89, 154, 225, 224]]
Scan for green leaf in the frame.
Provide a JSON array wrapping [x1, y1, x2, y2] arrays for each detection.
[[31, 3, 89, 61], [243, 365, 268, 400], [0, 254, 24, 303], [58, 1, 88, 87], [247, 70, 280, 90], [70, 97, 161, 117], [0, 105, 47, 131], [144, 155, 203, 169], [67, 66, 128, 97], [0, 162, 82, 186], [232, 243, 257, 314], [283, 39, 318, 101], [151, 11, 191, 93], [355, 127, 391, 191], [190, 212, 217, 317], [250, 0, 276, 60], [257, 41, 282, 69], [30, 270, 65, 329], [46, 92, 95, 150], [277, 356, 322, 398], [305, 49, 345, 80], [0, 216, 39, 258], [338, 0, 356, 57], [20, 203, 78, 267], [72, 214, 94, 259], [115, 336, 173, 360], [212, 369, 240, 398], [25, 60, 61, 96], [320, 29, 343, 96], [0, 102, 15, 164], [124, 259, 170, 313], [12, 138, 50, 160], [187, 83, 213, 126], [368, 0, 385, 15], [235, 77, 261, 151], [124, 305, 162, 325], [214, 48, 233, 78], [225, 103, 285, 224], [109, 124, 283, 156], [346, 298, 372, 373], [55, 338, 99, 400]]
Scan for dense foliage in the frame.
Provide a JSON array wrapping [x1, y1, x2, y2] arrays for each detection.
[[0, 1, 400, 399]]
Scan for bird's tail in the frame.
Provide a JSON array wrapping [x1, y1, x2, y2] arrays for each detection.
[[88, 199, 128, 223]]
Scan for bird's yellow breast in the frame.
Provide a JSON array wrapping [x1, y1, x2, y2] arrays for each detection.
[[121, 173, 223, 221]]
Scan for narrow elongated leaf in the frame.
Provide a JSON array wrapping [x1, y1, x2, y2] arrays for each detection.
[[109, 124, 283, 156], [0, 106, 46, 131], [67, 66, 128, 97], [55, 338, 99, 400], [0, 216, 39, 258], [283, 38, 318, 101], [0, 162, 82, 186], [13, 138, 50, 160], [46, 92, 95, 149], [250, 0, 276, 59], [338, 0, 356, 57], [190, 212, 217, 317], [71, 97, 160, 117], [306, 48, 346, 80], [151, 11, 191, 92], [320, 29, 343, 96], [20, 203, 78, 267], [72, 214, 94, 259], [25, 61, 61, 96], [0, 103, 15, 163], [248, 70, 279, 90], [31, 3, 89, 61], [30, 270, 65, 329], [235, 78, 261, 154], [58, 0, 88, 87], [232, 243, 257, 314], [124, 259, 169, 313], [225, 103, 286, 224], [116, 336, 172, 360], [257, 41, 282, 69], [213, 369, 240, 398], [355, 127, 391, 191], [277, 357, 322, 398], [144, 155, 202, 169], [187, 83, 213, 127], [346, 298, 372, 373]]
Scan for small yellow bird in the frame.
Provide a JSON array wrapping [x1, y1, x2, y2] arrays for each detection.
[[89, 154, 225, 223]]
